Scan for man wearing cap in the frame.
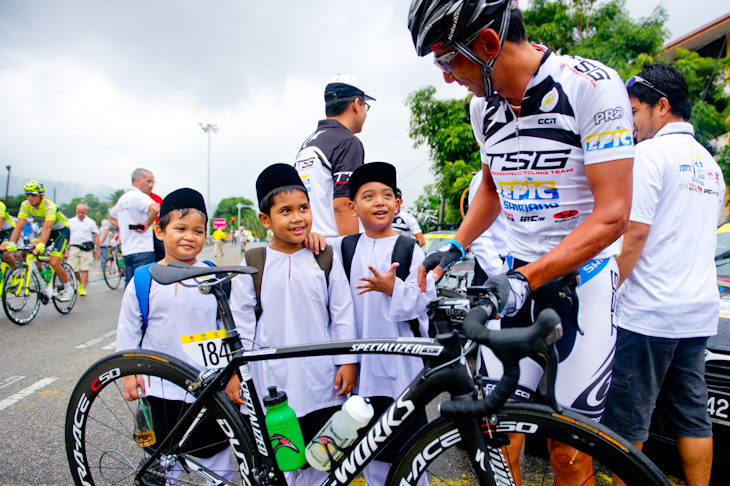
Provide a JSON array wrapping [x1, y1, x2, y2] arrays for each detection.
[[294, 74, 374, 238]]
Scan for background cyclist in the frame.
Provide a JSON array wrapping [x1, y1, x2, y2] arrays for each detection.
[[0, 180, 74, 301], [0, 199, 18, 269], [408, 1, 633, 483]]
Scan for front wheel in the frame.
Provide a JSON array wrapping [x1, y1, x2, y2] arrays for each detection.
[[53, 262, 77, 314], [103, 254, 122, 289], [387, 404, 670, 486], [65, 351, 258, 486], [2, 265, 41, 325]]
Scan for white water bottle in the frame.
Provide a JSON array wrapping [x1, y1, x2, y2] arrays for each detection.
[[305, 395, 374, 471]]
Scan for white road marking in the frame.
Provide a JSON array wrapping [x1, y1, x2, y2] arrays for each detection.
[[0, 376, 24, 390], [0, 377, 58, 411], [101, 340, 117, 350], [76, 330, 117, 349]]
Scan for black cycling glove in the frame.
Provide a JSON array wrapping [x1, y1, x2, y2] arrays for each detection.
[[484, 270, 531, 317], [422, 241, 465, 274]]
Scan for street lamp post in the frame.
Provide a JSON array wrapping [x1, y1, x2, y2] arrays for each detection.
[[199, 123, 219, 215], [5, 165, 10, 204]]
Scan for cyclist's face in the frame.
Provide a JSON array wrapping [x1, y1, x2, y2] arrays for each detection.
[[350, 182, 399, 236], [155, 210, 206, 264], [26, 192, 42, 207], [260, 189, 311, 252], [435, 45, 487, 97]]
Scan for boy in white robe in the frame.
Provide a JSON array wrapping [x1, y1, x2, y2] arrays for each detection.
[[332, 162, 436, 486], [116, 187, 235, 483], [226, 163, 358, 486]]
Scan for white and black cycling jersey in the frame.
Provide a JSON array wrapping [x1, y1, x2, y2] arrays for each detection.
[[392, 209, 422, 238], [473, 47, 634, 262], [294, 119, 364, 238]]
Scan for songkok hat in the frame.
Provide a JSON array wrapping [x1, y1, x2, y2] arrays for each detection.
[[349, 162, 397, 200], [159, 188, 207, 218], [324, 74, 376, 102], [256, 163, 306, 206]]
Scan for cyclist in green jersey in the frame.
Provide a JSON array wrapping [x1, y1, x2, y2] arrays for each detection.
[[0, 181, 74, 301], [0, 200, 18, 269]]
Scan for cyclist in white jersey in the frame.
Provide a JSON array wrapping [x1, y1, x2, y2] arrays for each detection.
[[409, 1, 633, 483]]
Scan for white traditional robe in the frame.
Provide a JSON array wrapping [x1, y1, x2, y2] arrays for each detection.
[[116, 261, 220, 402], [230, 246, 357, 417], [332, 234, 437, 400]]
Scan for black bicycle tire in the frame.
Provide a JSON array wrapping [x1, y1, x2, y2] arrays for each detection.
[[387, 404, 670, 486], [103, 255, 121, 289], [53, 262, 77, 314], [65, 350, 259, 486], [2, 265, 41, 325]]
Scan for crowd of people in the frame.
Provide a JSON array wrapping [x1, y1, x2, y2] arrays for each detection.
[[1, 1, 723, 485]]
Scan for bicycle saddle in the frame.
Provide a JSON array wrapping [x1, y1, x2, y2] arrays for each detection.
[[150, 262, 258, 285]]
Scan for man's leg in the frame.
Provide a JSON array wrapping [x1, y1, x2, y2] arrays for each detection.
[[49, 254, 69, 283], [676, 436, 712, 486], [123, 251, 155, 287]]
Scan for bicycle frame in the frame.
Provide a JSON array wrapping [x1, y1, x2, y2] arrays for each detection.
[[12, 253, 54, 301], [134, 284, 499, 486]]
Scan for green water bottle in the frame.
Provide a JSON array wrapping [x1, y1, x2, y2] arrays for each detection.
[[263, 386, 306, 471], [40, 267, 53, 283]]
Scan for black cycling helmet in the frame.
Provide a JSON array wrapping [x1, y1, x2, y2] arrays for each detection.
[[408, 0, 513, 96]]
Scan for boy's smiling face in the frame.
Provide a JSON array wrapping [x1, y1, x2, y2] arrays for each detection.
[[154, 210, 207, 264], [349, 181, 399, 238], [259, 189, 312, 253]]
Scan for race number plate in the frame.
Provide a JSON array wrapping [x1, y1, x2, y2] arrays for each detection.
[[181, 330, 232, 369], [707, 388, 730, 427]]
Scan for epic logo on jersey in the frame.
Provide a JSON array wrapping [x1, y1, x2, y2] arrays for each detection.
[[499, 181, 559, 201], [585, 128, 633, 151]]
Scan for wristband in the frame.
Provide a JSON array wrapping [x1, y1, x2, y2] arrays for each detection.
[[4, 241, 17, 251], [447, 239, 466, 260], [36, 242, 46, 254]]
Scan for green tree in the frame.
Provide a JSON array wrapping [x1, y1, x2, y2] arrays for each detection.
[[60, 194, 111, 224], [405, 86, 480, 223], [212, 197, 265, 239], [4, 194, 26, 219]]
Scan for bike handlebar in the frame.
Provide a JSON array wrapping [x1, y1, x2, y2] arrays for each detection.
[[440, 301, 562, 418]]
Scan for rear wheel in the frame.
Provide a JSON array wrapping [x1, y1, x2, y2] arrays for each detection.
[[53, 262, 77, 314], [65, 351, 258, 486], [103, 254, 122, 289], [2, 265, 41, 325], [387, 404, 670, 486]]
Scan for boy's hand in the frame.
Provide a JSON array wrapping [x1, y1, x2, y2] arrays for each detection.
[[304, 232, 327, 255], [122, 375, 145, 401], [226, 374, 245, 405], [355, 263, 398, 296], [334, 363, 357, 396]]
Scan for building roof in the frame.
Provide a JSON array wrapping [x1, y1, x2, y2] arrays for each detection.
[[663, 11, 730, 60]]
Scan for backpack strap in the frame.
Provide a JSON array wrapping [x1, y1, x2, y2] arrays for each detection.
[[391, 235, 422, 338], [313, 245, 333, 287], [341, 233, 362, 282], [133, 262, 157, 347], [244, 247, 267, 321]]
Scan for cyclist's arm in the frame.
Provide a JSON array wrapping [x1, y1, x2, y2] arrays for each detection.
[[38, 218, 54, 246], [414, 232, 425, 247], [2, 217, 26, 247], [518, 158, 632, 290], [333, 196, 359, 235], [615, 221, 650, 287]]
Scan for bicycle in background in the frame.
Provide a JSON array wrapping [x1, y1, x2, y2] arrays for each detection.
[[103, 245, 125, 290], [2, 249, 77, 325]]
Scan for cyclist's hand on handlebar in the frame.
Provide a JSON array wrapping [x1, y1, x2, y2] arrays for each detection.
[[122, 375, 146, 401], [226, 375, 245, 405], [485, 271, 531, 317], [32, 242, 46, 256], [334, 363, 358, 396], [417, 241, 464, 292]]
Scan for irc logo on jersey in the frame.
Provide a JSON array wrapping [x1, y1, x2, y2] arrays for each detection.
[[540, 87, 559, 112], [499, 181, 559, 201], [585, 128, 633, 152]]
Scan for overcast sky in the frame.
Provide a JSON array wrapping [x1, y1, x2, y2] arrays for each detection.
[[1, 0, 727, 212]]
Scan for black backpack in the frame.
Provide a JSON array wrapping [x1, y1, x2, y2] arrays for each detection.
[[340, 234, 423, 338]]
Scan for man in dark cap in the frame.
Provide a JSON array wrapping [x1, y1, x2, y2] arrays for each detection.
[[294, 74, 375, 239]]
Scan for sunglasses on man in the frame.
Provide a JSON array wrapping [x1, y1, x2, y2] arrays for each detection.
[[626, 75, 669, 99]]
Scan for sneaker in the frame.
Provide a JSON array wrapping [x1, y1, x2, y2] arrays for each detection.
[[78, 286, 87, 296], [56, 288, 74, 302]]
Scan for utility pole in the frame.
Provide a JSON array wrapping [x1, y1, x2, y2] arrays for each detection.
[[4, 165, 10, 203], [199, 123, 219, 215]]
